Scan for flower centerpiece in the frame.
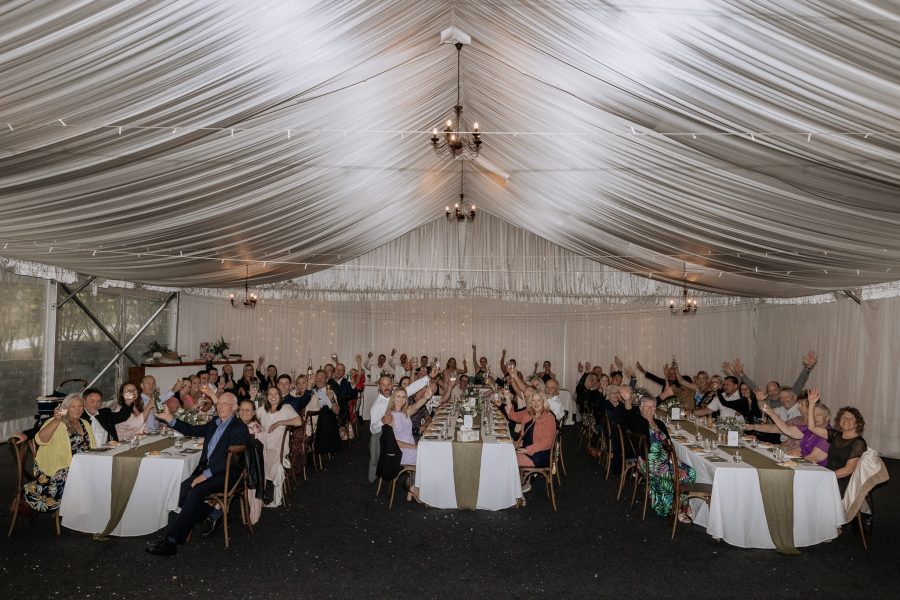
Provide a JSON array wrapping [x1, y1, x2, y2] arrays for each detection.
[[717, 414, 746, 435], [209, 336, 229, 360], [173, 407, 203, 425], [144, 341, 171, 362]]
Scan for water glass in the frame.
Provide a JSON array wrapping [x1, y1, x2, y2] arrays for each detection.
[[734, 450, 742, 463], [174, 439, 184, 452], [130, 436, 139, 449]]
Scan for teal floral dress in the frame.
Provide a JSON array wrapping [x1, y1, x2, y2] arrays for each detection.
[[638, 427, 697, 516], [24, 427, 91, 512]]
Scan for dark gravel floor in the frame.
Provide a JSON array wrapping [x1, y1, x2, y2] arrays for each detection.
[[1, 427, 896, 600]]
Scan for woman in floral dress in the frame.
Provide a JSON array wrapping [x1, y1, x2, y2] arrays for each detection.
[[627, 391, 696, 518], [25, 393, 95, 512]]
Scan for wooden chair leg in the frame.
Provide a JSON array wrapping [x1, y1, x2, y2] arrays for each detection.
[[857, 512, 868, 551], [376, 478, 383, 496], [54, 511, 61, 536], [641, 478, 650, 521], [671, 499, 681, 540], [222, 501, 230, 549], [549, 476, 557, 511], [388, 479, 397, 510], [7, 501, 18, 537], [616, 467, 629, 500], [559, 439, 567, 477]]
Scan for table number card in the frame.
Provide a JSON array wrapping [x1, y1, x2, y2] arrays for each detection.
[[671, 407, 681, 420], [727, 430, 739, 447], [463, 414, 473, 430]]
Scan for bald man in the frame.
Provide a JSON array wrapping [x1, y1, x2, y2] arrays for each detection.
[[146, 390, 250, 556]]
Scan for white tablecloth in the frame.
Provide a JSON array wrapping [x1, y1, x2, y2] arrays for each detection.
[[673, 436, 844, 549], [59, 435, 202, 537], [415, 437, 523, 510]]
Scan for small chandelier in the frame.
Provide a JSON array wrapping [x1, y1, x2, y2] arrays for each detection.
[[431, 42, 482, 160], [446, 161, 476, 222], [229, 265, 258, 310], [669, 265, 698, 315]]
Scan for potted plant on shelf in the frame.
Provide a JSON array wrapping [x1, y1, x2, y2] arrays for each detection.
[[209, 336, 230, 360], [144, 341, 172, 363]]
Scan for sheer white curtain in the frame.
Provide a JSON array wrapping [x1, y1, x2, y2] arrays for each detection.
[[753, 298, 900, 458], [178, 292, 898, 457]]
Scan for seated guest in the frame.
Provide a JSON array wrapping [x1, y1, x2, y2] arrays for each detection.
[[389, 349, 410, 380], [626, 390, 696, 519], [310, 369, 342, 455], [139, 375, 174, 433], [256, 355, 278, 391], [167, 378, 192, 412], [694, 376, 743, 418], [284, 373, 313, 414], [471, 344, 491, 384], [146, 391, 250, 556], [384, 387, 434, 466], [80, 387, 130, 444], [369, 369, 435, 481], [545, 379, 564, 422], [502, 391, 556, 478], [806, 389, 867, 496], [398, 375, 411, 389], [237, 399, 263, 526], [328, 362, 354, 423], [534, 360, 555, 383], [220, 364, 236, 391], [25, 394, 95, 512], [364, 352, 394, 381], [235, 363, 259, 401], [745, 396, 830, 466], [256, 387, 302, 507], [115, 382, 154, 440]]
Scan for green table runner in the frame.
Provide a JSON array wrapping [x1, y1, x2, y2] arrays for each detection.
[[450, 438, 483, 510], [94, 437, 176, 540], [667, 416, 798, 555]]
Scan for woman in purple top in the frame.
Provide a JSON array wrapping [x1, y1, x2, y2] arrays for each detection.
[[746, 390, 830, 466], [387, 388, 432, 466]]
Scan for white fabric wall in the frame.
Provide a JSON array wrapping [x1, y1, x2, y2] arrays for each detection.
[[178, 294, 753, 390], [753, 298, 900, 458], [179, 292, 898, 458]]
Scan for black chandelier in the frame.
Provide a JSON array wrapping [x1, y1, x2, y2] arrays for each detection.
[[446, 160, 476, 222], [229, 265, 258, 310], [431, 42, 482, 160], [668, 265, 698, 315]]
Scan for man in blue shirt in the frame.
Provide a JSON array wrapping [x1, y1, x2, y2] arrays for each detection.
[[146, 390, 250, 556]]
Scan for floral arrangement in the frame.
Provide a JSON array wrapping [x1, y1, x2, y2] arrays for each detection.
[[174, 407, 203, 425], [199, 341, 210, 358], [209, 336, 229, 359], [459, 403, 479, 416], [717, 414, 746, 433], [144, 340, 172, 359]]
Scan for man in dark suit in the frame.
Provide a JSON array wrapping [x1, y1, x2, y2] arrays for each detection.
[[81, 387, 130, 444], [145, 390, 250, 556]]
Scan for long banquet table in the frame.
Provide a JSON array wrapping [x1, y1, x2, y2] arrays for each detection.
[[667, 418, 843, 551], [60, 434, 203, 537], [415, 404, 523, 510]]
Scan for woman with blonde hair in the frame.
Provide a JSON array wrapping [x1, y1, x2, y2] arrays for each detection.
[[24, 393, 95, 511], [502, 391, 556, 469]]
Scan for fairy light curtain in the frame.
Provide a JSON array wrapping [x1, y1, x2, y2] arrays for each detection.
[[1, 0, 900, 296]]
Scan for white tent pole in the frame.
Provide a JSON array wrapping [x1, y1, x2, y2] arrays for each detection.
[[42, 280, 57, 394]]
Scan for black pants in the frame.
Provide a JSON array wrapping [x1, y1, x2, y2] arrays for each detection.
[[166, 470, 225, 544]]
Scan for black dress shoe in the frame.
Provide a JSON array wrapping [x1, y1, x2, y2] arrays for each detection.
[[200, 516, 223, 538], [145, 539, 177, 556]]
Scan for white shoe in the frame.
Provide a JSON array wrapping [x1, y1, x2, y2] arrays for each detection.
[[521, 482, 532, 493]]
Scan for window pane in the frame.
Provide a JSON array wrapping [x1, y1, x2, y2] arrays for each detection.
[[0, 271, 45, 424]]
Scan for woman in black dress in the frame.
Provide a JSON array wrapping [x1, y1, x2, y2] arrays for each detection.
[[806, 388, 866, 496]]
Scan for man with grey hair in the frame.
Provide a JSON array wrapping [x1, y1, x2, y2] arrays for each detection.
[[146, 390, 249, 556]]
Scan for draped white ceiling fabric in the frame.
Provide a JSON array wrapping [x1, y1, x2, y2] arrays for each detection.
[[1, 0, 900, 296]]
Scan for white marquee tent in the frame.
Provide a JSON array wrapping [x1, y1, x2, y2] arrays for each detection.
[[1, 1, 899, 454]]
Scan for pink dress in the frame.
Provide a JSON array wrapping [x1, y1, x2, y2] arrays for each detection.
[[115, 410, 146, 439]]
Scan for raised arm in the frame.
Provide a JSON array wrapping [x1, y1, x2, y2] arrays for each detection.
[[732, 358, 759, 391], [755, 391, 802, 439], [806, 388, 828, 439], [792, 350, 817, 394]]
